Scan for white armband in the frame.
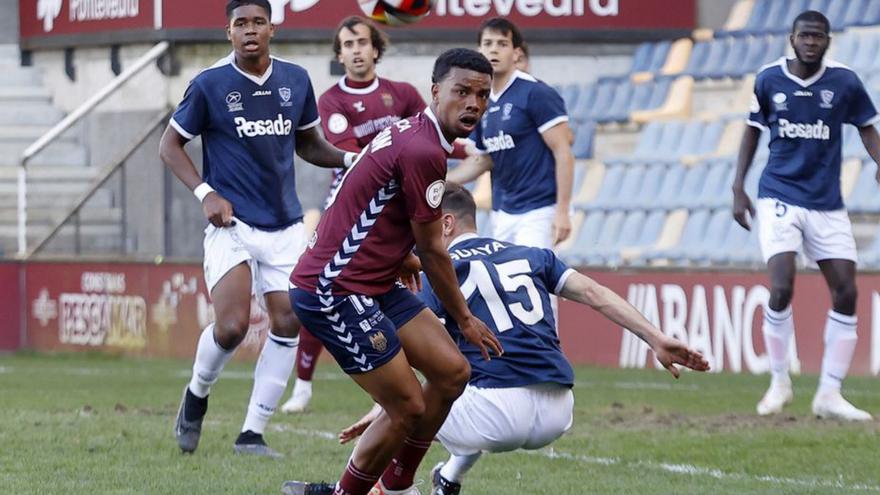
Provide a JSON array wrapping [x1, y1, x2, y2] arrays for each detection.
[[193, 182, 215, 202], [343, 151, 357, 169]]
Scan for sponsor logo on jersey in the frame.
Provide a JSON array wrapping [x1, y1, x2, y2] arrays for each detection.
[[777, 119, 830, 140], [820, 89, 834, 109], [279, 87, 292, 107], [433, 0, 619, 17], [793, 90, 813, 97], [482, 130, 516, 152], [234, 114, 293, 137], [502, 102, 513, 121], [226, 91, 244, 112], [772, 92, 787, 111], [252, 90, 272, 96]]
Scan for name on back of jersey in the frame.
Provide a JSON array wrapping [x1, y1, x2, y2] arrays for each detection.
[[234, 113, 292, 138], [482, 130, 515, 153], [450, 240, 507, 261], [777, 118, 830, 140]]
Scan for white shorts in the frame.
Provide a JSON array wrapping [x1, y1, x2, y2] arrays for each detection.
[[436, 383, 574, 456], [203, 218, 307, 295], [756, 198, 857, 263], [491, 205, 556, 249]]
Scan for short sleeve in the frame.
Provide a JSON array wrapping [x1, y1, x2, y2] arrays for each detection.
[[318, 92, 356, 147], [535, 247, 575, 295], [170, 80, 209, 140], [747, 75, 769, 129], [297, 76, 321, 130], [404, 84, 427, 117], [527, 83, 569, 134], [846, 74, 880, 127], [400, 146, 446, 223]]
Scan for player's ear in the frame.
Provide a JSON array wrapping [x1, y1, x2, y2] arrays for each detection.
[[431, 83, 440, 103], [226, 24, 232, 42]]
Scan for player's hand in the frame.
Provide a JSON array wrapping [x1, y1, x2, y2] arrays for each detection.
[[397, 253, 423, 293], [653, 335, 710, 378], [338, 403, 383, 444], [552, 208, 572, 245], [732, 187, 754, 231], [203, 192, 235, 227], [459, 315, 503, 361]]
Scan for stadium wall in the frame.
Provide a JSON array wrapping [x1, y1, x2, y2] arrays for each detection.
[[10, 261, 880, 377], [0, 263, 21, 351]]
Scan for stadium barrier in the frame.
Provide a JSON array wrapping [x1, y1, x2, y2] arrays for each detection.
[[2, 261, 879, 377]]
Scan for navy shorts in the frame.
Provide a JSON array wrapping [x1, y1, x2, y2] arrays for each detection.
[[290, 283, 427, 374]]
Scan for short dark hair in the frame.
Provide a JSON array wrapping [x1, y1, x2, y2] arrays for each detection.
[[226, 0, 271, 20], [333, 16, 389, 63], [519, 40, 530, 60], [792, 10, 830, 34], [478, 17, 524, 48], [441, 182, 477, 226], [432, 48, 493, 83]]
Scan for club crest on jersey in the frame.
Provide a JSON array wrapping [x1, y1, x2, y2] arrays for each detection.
[[772, 92, 787, 111], [279, 87, 292, 107], [353, 101, 366, 113], [369, 332, 388, 352], [226, 91, 243, 112], [820, 89, 834, 109], [502, 103, 513, 121], [381, 92, 394, 108]]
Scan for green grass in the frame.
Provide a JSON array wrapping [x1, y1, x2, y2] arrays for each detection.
[[1, 353, 878, 494]]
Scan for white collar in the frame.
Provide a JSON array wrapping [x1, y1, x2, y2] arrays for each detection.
[[448, 232, 479, 249], [779, 57, 827, 88], [490, 69, 527, 102], [423, 107, 455, 154], [227, 51, 274, 86], [338, 76, 380, 95]]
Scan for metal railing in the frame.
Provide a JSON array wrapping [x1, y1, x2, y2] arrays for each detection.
[[16, 41, 170, 256]]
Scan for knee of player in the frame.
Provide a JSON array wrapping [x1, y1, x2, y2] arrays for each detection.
[[832, 283, 858, 310], [439, 356, 471, 400], [769, 286, 794, 309], [214, 316, 250, 347], [388, 396, 426, 434], [269, 309, 301, 338]]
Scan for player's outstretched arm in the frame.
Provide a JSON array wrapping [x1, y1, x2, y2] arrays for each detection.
[[412, 218, 503, 361], [294, 127, 351, 169], [446, 151, 493, 185], [159, 125, 234, 227], [732, 125, 761, 231], [559, 272, 709, 377], [858, 125, 880, 183], [542, 122, 575, 245]]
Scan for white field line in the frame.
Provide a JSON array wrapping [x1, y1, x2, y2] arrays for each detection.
[[269, 426, 880, 493]]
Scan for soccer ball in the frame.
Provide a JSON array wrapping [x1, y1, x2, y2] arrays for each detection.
[[358, 0, 434, 25]]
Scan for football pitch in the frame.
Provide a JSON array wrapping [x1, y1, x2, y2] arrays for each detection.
[[0, 353, 877, 495]]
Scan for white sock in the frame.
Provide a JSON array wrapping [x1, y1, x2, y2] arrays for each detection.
[[818, 310, 858, 395], [762, 305, 794, 386], [440, 452, 482, 482], [242, 332, 299, 434], [189, 324, 235, 398], [292, 378, 312, 397]]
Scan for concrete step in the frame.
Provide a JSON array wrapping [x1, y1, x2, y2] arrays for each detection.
[[0, 45, 21, 66], [0, 125, 73, 143], [0, 141, 87, 167], [0, 67, 43, 86], [5, 102, 64, 126], [0, 165, 97, 181], [0, 187, 115, 209], [0, 206, 122, 225], [0, 223, 124, 256], [0, 86, 52, 103]]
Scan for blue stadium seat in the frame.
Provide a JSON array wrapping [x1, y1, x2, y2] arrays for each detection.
[[630, 42, 655, 73], [559, 210, 606, 265], [585, 210, 645, 265], [830, 31, 858, 67], [825, 0, 849, 30], [712, 37, 748, 79], [741, 0, 771, 34], [646, 41, 672, 73], [652, 164, 687, 210], [572, 122, 595, 159], [643, 76, 673, 111], [690, 39, 729, 79], [843, 0, 870, 29], [577, 210, 625, 266], [580, 165, 625, 210], [645, 209, 711, 262], [778, 0, 811, 34], [627, 80, 655, 115], [561, 84, 581, 112], [604, 165, 646, 210], [727, 226, 763, 266], [695, 160, 734, 209], [687, 209, 735, 264], [570, 84, 596, 125], [609, 209, 666, 266], [851, 32, 880, 74], [667, 121, 704, 160], [597, 80, 634, 123], [756, 0, 792, 34], [629, 165, 666, 210], [709, 219, 753, 265], [695, 120, 725, 155], [606, 121, 664, 165], [674, 164, 711, 209], [585, 79, 617, 121], [857, 0, 880, 26], [682, 41, 710, 76]]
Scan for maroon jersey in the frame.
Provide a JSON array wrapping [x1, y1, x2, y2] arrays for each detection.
[[292, 109, 453, 296], [319, 76, 426, 151]]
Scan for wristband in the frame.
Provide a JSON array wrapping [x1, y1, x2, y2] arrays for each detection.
[[193, 182, 215, 202], [343, 151, 357, 169]]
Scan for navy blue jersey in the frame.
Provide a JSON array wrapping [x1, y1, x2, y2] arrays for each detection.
[[748, 57, 879, 210], [470, 71, 568, 214], [419, 233, 576, 388], [171, 53, 320, 229]]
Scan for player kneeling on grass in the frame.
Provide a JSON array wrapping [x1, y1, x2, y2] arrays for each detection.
[[337, 183, 710, 495]]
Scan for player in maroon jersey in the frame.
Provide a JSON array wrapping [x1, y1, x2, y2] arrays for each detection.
[[282, 16, 427, 414], [281, 49, 502, 495]]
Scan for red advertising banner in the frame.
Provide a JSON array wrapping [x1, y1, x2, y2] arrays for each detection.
[[24, 262, 269, 361], [21, 0, 695, 42], [559, 271, 880, 376], [0, 263, 21, 351], [19, 261, 880, 377]]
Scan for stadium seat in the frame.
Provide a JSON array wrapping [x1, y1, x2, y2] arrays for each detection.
[[694, 160, 734, 209], [617, 209, 667, 264], [778, 0, 811, 34], [682, 41, 710, 77], [659, 38, 693, 76], [643, 76, 673, 111], [726, 225, 763, 266], [559, 210, 610, 265], [647, 209, 712, 263], [556, 210, 586, 253], [739, 0, 770, 34], [630, 42, 655, 74], [652, 165, 687, 210], [673, 164, 711, 209], [628, 165, 666, 210], [843, 0, 870, 29], [572, 161, 605, 204], [597, 80, 634, 123], [570, 84, 596, 125], [584, 210, 645, 265], [686, 209, 735, 264], [585, 79, 618, 121], [572, 122, 596, 159], [561, 84, 581, 112], [631, 76, 693, 123], [579, 164, 625, 210], [603, 164, 646, 210], [825, 0, 849, 30], [709, 218, 753, 264], [626, 80, 657, 115], [722, 0, 756, 33], [857, 0, 880, 26]]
